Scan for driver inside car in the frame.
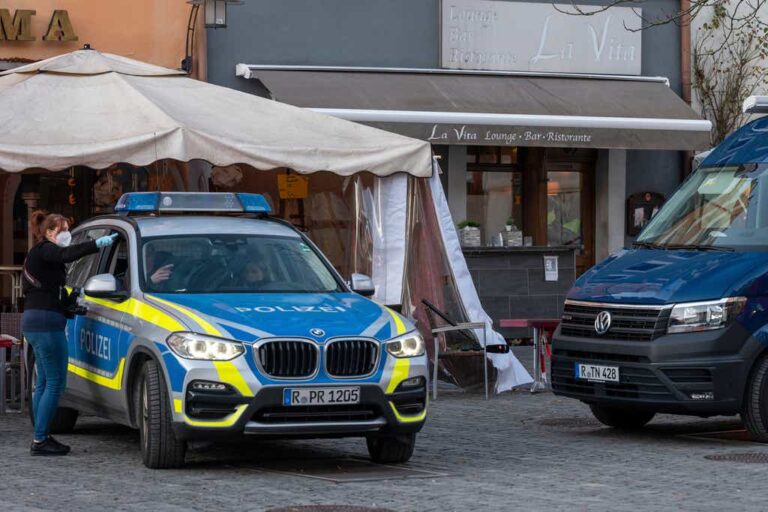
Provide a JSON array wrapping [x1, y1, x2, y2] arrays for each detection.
[[145, 245, 175, 288]]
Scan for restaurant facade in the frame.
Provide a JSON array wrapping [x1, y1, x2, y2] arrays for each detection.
[[206, 0, 711, 336]]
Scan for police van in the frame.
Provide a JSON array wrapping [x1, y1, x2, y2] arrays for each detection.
[[29, 192, 428, 469], [551, 97, 768, 441]]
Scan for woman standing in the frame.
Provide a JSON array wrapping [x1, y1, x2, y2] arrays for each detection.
[[22, 211, 117, 456]]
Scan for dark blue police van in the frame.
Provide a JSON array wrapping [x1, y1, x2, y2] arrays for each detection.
[[552, 96, 768, 440]]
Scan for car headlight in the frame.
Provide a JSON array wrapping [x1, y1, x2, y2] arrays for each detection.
[[668, 298, 746, 334], [167, 332, 245, 361], [386, 332, 425, 358]]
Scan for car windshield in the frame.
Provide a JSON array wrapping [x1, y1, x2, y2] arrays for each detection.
[[637, 164, 768, 250], [140, 234, 342, 294]]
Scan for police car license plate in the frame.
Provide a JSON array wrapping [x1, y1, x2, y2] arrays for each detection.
[[283, 387, 361, 406], [575, 363, 619, 383]]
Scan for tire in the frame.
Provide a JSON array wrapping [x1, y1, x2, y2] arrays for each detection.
[[589, 404, 655, 429], [137, 359, 186, 469], [742, 354, 768, 442], [27, 353, 79, 434], [366, 433, 416, 464]]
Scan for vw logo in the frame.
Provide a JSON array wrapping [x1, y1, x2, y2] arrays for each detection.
[[594, 311, 612, 335], [310, 328, 325, 337]]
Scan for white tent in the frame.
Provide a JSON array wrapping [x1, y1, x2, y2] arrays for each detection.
[[0, 49, 431, 177], [0, 48, 532, 390]]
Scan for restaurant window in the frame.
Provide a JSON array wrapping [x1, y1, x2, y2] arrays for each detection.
[[465, 146, 523, 245], [546, 171, 582, 246]]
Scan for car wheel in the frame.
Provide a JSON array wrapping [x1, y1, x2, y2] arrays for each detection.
[[137, 359, 186, 469], [27, 352, 79, 434], [589, 404, 655, 429], [742, 354, 768, 442], [366, 433, 416, 464]]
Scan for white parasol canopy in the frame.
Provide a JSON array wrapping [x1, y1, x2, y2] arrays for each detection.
[[0, 49, 433, 176]]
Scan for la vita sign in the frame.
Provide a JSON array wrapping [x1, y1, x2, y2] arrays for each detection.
[[0, 9, 78, 41], [441, 0, 642, 75]]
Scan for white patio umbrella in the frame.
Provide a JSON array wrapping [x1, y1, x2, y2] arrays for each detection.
[[0, 48, 432, 176]]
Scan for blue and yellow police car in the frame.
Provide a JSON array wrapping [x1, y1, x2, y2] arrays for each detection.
[[29, 192, 428, 469]]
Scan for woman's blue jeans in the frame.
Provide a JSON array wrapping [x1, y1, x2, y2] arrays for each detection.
[[24, 330, 68, 441]]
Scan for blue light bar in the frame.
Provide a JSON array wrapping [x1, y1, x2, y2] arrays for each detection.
[[114, 192, 272, 214], [237, 193, 272, 213]]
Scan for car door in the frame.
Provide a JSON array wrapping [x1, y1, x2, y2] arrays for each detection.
[[67, 226, 129, 415]]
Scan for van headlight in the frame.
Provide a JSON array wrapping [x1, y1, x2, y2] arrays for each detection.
[[167, 332, 245, 361], [668, 298, 746, 334], [386, 332, 425, 358]]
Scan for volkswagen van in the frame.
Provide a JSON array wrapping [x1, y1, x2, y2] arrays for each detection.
[[552, 98, 768, 440], [28, 192, 428, 468]]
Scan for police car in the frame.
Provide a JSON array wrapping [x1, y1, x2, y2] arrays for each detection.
[[29, 192, 428, 469]]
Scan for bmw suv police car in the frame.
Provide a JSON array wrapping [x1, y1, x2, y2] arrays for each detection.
[[28, 192, 428, 469]]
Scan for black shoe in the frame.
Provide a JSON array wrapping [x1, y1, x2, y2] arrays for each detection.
[[30, 437, 70, 456]]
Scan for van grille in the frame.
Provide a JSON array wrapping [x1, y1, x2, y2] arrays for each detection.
[[325, 339, 379, 377], [257, 340, 318, 378], [559, 301, 671, 341]]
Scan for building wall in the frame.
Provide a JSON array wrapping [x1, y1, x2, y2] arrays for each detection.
[[0, 0, 199, 70]]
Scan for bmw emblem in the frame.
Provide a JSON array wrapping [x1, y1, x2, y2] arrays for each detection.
[[594, 311, 612, 335], [310, 328, 325, 337]]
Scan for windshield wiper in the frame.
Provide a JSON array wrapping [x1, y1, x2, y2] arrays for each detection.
[[633, 241, 659, 249], [663, 244, 735, 252]]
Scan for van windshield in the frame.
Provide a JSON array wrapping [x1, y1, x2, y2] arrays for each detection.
[[140, 234, 343, 294], [637, 164, 768, 249]]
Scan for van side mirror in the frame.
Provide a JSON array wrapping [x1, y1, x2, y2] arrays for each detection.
[[84, 273, 127, 301], [350, 273, 375, 297]]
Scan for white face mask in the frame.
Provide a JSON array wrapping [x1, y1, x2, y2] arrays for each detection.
[[55, 231, 72, 247]]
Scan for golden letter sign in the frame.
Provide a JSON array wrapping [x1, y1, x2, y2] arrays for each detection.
[[0, 9, 77, 42]]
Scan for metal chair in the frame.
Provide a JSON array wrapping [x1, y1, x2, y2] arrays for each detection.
[[422, 300, 489, 400], [0, 335, 25, 414]]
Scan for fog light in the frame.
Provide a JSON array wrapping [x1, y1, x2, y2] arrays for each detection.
[[191, 380, 229, 392], [400, 377, 425, 389], [689, 391, 714, 401]]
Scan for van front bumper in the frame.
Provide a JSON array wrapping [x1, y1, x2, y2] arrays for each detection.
[[551, 323, 762, 416], [171, 383, 427, 440]]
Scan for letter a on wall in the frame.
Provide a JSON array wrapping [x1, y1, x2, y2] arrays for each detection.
[[43, 10, 78, 41]]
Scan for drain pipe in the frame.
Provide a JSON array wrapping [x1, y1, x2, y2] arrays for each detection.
[[681, 0, 694, 180]]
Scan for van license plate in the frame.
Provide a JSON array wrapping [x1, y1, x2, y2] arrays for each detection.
[[575, 363, 619, 383], [283, 387, 361, 406]]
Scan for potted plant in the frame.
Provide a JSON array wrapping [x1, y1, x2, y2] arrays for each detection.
[[457, 220, 481, 247]]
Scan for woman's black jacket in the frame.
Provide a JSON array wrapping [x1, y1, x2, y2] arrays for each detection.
[[23, 239, 99, 313]]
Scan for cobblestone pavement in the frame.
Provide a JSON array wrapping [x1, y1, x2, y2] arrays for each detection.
[[1, 348, 767, 512]]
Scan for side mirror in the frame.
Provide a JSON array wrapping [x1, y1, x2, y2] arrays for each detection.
[[84, 273, 127, 300], [350, 273, 375, 297]]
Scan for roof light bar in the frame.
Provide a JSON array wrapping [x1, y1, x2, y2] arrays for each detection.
[[743, 96, 768, 114], [114, 192, 272, 214]]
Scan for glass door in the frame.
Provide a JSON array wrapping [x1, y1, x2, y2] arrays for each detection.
[[546, 167, 595, 275]]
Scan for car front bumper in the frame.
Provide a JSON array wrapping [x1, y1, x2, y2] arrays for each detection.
[[551, 323, 762, 416], [171, 383, 427, 440]]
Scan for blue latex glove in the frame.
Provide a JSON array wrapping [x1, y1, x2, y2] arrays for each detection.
[[96, 233, 119, 248]]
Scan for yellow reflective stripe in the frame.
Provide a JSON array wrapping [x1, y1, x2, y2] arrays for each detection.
[[184, 404, 247, 427], [213, 361, 253, 397], [385, 307, 407, 336], [68, 358, 126, 391], [173, 399, 183, 413], [146, 295, 222, 336], [389, 401, 427, 423], [385, 358, 410, 394], [85, 296, 185, 332]]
